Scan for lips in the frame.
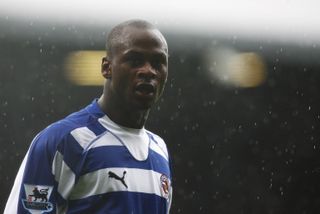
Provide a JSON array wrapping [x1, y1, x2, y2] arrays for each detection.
[[135, 83, 156, 96]]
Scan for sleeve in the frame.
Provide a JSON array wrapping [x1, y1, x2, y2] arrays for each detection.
[[148, 132, 173, 214], [167, 146, 173, 214], [4, 126, 84, 214], [4, 148, 30, 214]]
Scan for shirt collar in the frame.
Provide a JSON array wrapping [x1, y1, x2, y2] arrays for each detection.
[[85, 99, 105, 118], [86, 99, 145, 132]]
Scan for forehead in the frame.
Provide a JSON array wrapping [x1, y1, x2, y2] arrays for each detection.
[[115, 27, 168, 55]]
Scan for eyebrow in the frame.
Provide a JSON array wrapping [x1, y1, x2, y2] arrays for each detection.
[[123, 49, 168, 60]]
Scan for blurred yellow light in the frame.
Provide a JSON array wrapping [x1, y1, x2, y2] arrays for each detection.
[[227, 52, 266, 88], [64, 50, 106, 86]]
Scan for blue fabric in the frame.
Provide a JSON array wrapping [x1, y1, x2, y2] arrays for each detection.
[[68, 192, 168, 214]]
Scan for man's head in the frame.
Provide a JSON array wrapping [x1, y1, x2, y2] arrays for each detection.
[[106, 20, 168, 60], [102, 20, 168, 110]]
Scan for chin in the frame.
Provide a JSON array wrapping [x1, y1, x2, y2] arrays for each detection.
[[137, 102, 154, 110], [130, 94, 158, 109], [132, 99, 155, 110]]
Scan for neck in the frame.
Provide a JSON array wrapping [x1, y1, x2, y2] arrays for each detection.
[[97, 94, 150, 129]]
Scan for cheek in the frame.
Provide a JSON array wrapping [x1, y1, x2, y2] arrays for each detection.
[[159, 70, 168, 85], [113, 69, 133, 92], [158, 74, 168, 94]]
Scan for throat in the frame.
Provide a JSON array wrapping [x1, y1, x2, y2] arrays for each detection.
[[121, 111, 150, 129], [98, 96, 150, 129]]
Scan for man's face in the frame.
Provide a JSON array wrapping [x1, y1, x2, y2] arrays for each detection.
[[107, 27, 168, 110]]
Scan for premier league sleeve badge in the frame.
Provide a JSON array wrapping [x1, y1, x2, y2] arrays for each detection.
[[22, 184, 54, 213]]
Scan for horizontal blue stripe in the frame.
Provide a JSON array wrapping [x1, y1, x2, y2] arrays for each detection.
[[68, 191, 168, 214], [81, 146, 170, 176]]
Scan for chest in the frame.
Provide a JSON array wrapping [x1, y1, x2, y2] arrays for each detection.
[[69, 146, 171, 201]]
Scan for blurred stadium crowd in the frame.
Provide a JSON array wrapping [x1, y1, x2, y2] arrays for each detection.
[[0, 20, 320, 213]]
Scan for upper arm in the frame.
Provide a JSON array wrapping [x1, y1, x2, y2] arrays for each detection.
[[5, 125, 84, 214]]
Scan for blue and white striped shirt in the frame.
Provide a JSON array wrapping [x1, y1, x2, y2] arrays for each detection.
[[5, 100, 172, 214]]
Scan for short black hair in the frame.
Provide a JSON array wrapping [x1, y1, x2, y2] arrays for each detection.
[[106, 19, 162, 59]]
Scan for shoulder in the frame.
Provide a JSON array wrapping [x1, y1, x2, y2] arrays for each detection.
[[31, 107, 100, 156], [40, 107, 93, 139], [146, 130, 170, 159], [146, 131, 166, 146]]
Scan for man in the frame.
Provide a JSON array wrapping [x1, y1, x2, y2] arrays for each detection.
[[5, 19, 172, 214]]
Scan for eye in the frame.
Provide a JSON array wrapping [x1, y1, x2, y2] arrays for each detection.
[[151, 61, 163, 69], [151, 57, 167, 69], [128, 56, 144, 67]]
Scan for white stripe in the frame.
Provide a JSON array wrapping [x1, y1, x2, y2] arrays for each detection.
[[70, 121, 168, 162], [52, 151, 76, 199], [4, 150, 29, 214], [88, 125, 168, 161], [70, 127, 96, 149], [149, 140, 168, 161], [148, 133, 169, 160], [97, 117, 149, 161], [69, 167, 169, 200], [80, 131, 168, 163], [88, 132, 122, 149]]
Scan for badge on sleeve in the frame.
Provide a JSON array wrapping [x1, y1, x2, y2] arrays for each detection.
[[160, 174, 171, 200], [22, 184, 54, 213]]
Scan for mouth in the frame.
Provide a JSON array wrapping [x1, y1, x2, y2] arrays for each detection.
[[134, 83, 156, 97]]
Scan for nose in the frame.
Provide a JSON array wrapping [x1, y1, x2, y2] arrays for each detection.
[[137, 62, 156, 80]]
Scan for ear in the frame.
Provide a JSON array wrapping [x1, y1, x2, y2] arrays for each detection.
[[101, 57, 112, 79]]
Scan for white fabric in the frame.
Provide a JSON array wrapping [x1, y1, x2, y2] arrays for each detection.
[[98, 115, 149, 161], [88, 132, 123, 149], [70, 127, 97, 149], [4, 150, 29, 214], [52, 151, 76, 199], [70, 115, 168, 162], [69, 167, 168, 200], [149, 139, 168, 161], [149, 133, 169, 159]]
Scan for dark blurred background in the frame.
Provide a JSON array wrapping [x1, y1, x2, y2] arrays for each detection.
[[1, 6, 320, 213]]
